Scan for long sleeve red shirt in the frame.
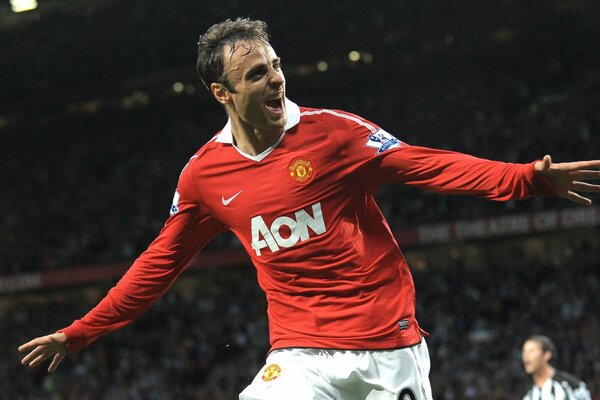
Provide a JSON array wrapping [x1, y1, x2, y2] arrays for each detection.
[[60, 100, 556, 353]]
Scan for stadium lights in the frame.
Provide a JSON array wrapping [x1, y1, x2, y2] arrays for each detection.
[[10, 0, 38, 12], [317, 61, 328, 72], [348, 51, 361, 62], [172, 82, 184, 93]]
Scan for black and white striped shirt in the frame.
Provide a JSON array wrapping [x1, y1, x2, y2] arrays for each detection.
[[523, 370, 591, 400]]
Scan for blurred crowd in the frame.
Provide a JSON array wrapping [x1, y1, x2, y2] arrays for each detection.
[[4, 233, 598, 399]]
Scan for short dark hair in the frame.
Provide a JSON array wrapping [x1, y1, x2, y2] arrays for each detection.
[[527, 335, 557, 360], [196, 18, 270, 92]]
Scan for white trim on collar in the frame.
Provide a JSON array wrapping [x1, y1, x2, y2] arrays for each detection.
[[215, 98, 301, 144]]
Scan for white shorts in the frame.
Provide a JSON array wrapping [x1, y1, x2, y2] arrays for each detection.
[[239, 339, 433, 400]]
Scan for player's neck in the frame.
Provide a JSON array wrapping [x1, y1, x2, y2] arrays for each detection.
[[533, 365, 555, 388], [230, 118, 283, 156]]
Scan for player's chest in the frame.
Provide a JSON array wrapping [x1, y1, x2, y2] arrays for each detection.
[[197, 148, 344, 228]]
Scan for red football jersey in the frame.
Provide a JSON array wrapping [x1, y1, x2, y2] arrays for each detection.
[[60, 99, 556, 353]]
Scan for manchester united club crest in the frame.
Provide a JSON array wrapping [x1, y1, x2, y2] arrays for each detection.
[[288, 158, 315, 184], [261, 364, 282, 381]]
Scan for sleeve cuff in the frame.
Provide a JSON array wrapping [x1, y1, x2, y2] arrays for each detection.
[[525, 161, 559, 197], [58, 321, 90, 354]]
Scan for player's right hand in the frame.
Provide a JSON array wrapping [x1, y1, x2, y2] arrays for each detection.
[[18, 332, 67, 372], [534, 155, 600, 205]]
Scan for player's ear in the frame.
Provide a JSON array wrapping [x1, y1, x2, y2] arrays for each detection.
[[211, 82, 231, 105], [543, 350, 552, 363]]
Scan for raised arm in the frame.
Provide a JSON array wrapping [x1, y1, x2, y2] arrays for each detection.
[[19, 159, 225, 371], [327, 112, 598, 203], [374, 146, 598, 203], [18, 203, 224, 371], [368, 145, 559, 200]]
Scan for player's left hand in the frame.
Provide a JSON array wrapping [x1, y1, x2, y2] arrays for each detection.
[[534, 155, 600, 205], [18, 332, 67, 372]]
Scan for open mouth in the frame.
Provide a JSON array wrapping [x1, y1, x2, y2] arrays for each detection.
[[265, 97, 284, 115]]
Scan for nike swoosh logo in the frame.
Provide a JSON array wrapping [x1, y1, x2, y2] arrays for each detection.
[[222, 190, 244, 206]]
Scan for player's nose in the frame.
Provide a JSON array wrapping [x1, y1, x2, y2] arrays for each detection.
[[269, 69, 285, 87]]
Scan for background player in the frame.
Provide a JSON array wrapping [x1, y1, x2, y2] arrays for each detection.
[[522, 335, 591, 400]]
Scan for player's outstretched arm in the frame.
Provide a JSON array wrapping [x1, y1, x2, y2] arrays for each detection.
[[534, 155, 600, 205], [18, 332, 67, 372]]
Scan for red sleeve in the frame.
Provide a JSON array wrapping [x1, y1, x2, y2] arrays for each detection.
[[326, 110, 557, 200], [374, 145, 558, 200], [59, 157, 226, 353]]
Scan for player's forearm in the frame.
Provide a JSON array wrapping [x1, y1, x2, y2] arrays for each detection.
[[58, 159, 226, 353], [382, 146, 557, 200], [59, 252, 190, 353], [58, 211, 217, 353]]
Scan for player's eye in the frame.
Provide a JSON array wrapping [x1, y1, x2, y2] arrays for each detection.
[[248, 67, 266, 81]]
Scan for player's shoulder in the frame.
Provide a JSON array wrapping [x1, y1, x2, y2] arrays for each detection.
[[196, 131, 223, 153], [554, 369, 587, 390], [184, 131, 226, 166], [177, 134, 220, 178], [298, 106, 379, 132], [554, 371, 592, 400]]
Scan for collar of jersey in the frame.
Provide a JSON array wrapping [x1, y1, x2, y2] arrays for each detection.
[[215, 98, 300, 162]]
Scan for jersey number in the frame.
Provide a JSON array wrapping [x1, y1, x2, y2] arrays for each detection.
[[398, 388, 417, 400]]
